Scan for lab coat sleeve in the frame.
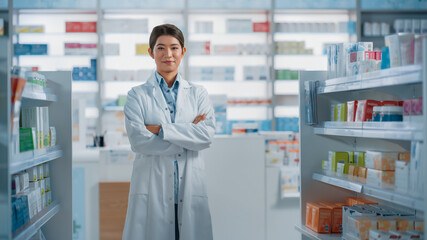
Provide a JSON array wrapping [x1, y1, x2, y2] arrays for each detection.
[[162, 87, 216, 151], [124, 88, 184, 155]]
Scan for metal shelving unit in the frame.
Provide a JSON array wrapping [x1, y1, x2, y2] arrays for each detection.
[[12, 203, 61, 240], [298, 37, 426, 239], [10, 147, 63, 175], [294, 224, 341, 240]]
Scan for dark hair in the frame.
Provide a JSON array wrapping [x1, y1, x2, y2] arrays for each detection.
[[149, 24, 185, 50]]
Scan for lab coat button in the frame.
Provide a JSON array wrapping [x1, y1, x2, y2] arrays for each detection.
[[165, 107, 168, 110], [180, 199, 183, 203], [178, 154, 181, 157]]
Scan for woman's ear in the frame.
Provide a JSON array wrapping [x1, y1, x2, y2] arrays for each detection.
[[182, 47, 186, 56], [148, 48, 154, 59]]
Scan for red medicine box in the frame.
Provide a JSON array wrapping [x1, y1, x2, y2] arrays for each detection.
[[66, 22, 82, 32], [253, 22, 270, 32], [355, 100, 381, 122]]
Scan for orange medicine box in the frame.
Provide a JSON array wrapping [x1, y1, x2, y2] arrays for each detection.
[[396, 218, 414, 232], [398, 152, 411, 161], [306, 203, 314, 229], [310, 203, 332, 233], [365, 151, 398, 171], [358, 167, 368, 179], [377, 218, 397, 232], [319, 202, 343, 233]]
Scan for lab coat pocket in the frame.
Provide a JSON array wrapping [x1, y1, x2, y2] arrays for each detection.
[[123, 194, 149, 240], [191, 168, 208, 197]]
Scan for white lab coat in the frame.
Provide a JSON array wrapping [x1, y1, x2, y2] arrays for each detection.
[[122, 72, 216, 240]]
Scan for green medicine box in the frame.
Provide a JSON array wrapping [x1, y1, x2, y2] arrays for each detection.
[[19, 128, 36, 152], [329, 151, 349, 172]]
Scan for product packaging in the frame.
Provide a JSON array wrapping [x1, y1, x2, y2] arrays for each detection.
[[395, 160, 410, 193], [310, 203, 332, 233], [365, 151, 398, 171], [19, 128, 36, 152], [306, 203, 313, 229], [319, 202, 343, 233], [49, 127, 56, 146], [336, 103, 347, 121], [385, 33, 415, 67], [19, 172, 29, 191], [414, 34, 427, 64], [355, 100, 381, 122], [409, 142, 424, 197], [329, 151, 349, 172], [28, 166, 38, 182], [135, 43, 149, 55], [396, 218, 415, 232], [342, 205, 376, 237], [0, 18, 4, 36], [37, 165, 44, 180], [377, 218, 397, 232], [358, 167, 367, 179], [12, 175, 21, 195], [347, 217, 377, 240], [366, 168, 395, 189], [337, 163, 349, 174], [355, 152, 365, 167], [348, 165, 359, 181], [414, 219, 424, 231], [43, 163, 50, 178], [347, 101, 358, 122]]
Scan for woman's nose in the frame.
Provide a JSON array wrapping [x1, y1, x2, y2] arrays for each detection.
[[166, 48, 173, 57]]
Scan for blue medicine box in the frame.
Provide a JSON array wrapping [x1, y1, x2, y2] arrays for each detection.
[[14, 44, 32, 55], [30, 44, 48, 55]]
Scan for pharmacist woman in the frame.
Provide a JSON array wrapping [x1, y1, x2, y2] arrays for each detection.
[[122, 24, 216, 240]]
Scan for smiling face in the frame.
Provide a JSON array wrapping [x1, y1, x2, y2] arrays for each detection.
[[148, 35, 186, 76]]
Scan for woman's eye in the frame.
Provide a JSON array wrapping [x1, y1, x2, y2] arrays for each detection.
[[157, 47, 164, 50]]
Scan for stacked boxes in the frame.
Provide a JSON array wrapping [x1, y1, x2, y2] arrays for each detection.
[[65, 21, 96, 32], [14, 25, 44, 33], [72, 58, 96, 81], [226, 19, 253, 33], [64, 43, 97, 55], [14, 44, 48, 55], [275, 69, 299, 80], [365, 151, 397, 189], [403, 98, 423, 123], [276, 41, 312, 55], [385, 34, 414, 68], [20, 106, 51, 150], [243, 66, 269, 80], [11, 163, 52, 232]]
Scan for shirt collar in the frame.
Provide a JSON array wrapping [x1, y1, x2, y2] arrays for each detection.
[[155, 71, 180, 90]]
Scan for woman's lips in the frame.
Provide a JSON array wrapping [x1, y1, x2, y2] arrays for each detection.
[[163, 61, 174, 65]]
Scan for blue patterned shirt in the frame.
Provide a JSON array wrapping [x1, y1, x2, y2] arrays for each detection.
[[155, 71, 180, 204]]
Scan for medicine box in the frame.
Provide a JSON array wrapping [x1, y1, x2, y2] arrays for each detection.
[[365, 151, 397, 171], [337, 163, 349, 174], [348, 217, 377, 240], [43, 163, 50, 178], [395, 160, 410, 192], [358, 167, 367, 179], [347, 101, 357, 122], [306, 203, 314, 229], [12, 175, 21, 195], [414, 219, 424, 231], [336, 103, 347, 121], [45, 177, 51, 192], [310, 203, 332, 233], [47, 191, 52, 205], [396, 218, 414, 232], [319, 202, 343, 233], [355, 152, 365, 167], [348, 165, 359, 180], [14, 25, 44, 33], [377, 218, 397, 232], [0, 18, 4, 36], [355, 100, 381, 122], [329, 151, 348, 172], [19, 172, 29, 191], [27, 167, 38, 182], [135, 44, 149, 55], [37, 165, 44, 180], [19, 128, 36, 152], [366, 168, 395, 189]]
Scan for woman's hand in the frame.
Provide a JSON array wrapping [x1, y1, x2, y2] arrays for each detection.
[[193, 114, 206, 124], [146, 125, 162, 135]]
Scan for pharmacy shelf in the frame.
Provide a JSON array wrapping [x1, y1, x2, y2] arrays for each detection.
[[313, 173, 424, 211], [275, 32, 351, 35], [274, 80, 299, 95], [103, 106, 124, 111], [294, 224, 342, 240], [318, 64, 422, 94], [14, 55, 97, 58], [14, 32, 97, 35], [72, 81, 98, 92], [10, 146, 62, 175], [314, 121, 424, 141], [12, 202, 60, 240], [22, 89, 57, 102]]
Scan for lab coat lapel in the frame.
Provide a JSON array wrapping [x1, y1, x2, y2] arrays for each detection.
[[147, 73, 172, 123], [175, 78, 191, 122]]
